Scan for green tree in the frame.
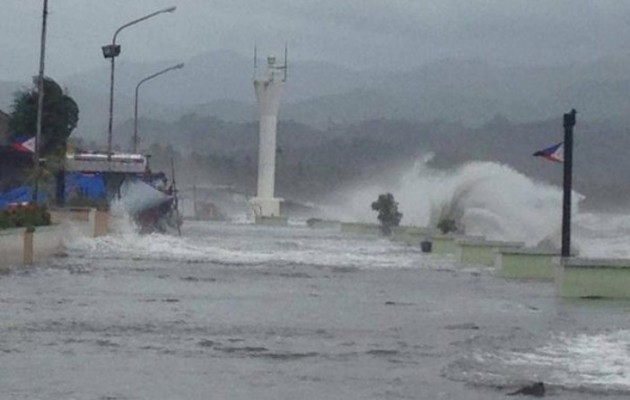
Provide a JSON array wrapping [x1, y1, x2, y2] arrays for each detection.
[[371, 193, 402, 236], [9, 77, 79, 157], [437, 218, 458, 234]]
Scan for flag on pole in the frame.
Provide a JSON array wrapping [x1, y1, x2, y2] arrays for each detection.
[[11, 136, 36, 153], [533, 142, 563, 163]]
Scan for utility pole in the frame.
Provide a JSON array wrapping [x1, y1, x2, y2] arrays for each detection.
[[34, 0, 48, 202], [561, 109, 577, 258]]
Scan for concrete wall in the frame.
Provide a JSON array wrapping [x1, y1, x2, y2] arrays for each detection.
[[50, 208, 109, 238], [430, 235, 459, 255], [307, 220, 341, 230], [391, 226, 433, 246], [31, 225, 65, 262], [555, 258, 630, 298], [456, 239, 523, 267], [496, 249, 557, 280], [0, 227, 27, 271], [0, 208, 110, 271], [0, 226, 63, 270], [340, 222, 382, 236], [255, 215, 288, 226]]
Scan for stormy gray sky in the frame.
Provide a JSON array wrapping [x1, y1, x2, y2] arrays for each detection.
[[1, 0, 630, 81]]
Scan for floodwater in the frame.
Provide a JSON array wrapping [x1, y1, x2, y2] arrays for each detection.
[[2, 219, 630, 399]]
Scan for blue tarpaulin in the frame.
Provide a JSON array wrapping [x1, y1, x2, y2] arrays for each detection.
[[0, 186, 46, 210], [64, 172, 106, 200]]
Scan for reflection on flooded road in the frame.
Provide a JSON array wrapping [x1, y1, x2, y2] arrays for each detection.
[[2, 221, 630, 399]]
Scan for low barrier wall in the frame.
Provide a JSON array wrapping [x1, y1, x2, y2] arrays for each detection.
[[0, 208, 110, 271], [340, 222, 382, 236], [30, 225, 66, 263], [391, 226, 433, 246], [307, 219, 341, 230], [555, 258, 630, 298], [254, 215, 288, 226], [495, 248, 558, 280], [430, 235, 459, 255], [456, 239, 523, 266], [427, 235, 486, 256], [0, 227, 27, 270]]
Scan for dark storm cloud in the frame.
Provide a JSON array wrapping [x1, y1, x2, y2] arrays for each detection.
[[2, 0, 630, 80]]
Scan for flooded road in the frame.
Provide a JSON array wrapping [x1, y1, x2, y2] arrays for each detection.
[[2, 221, 630, 399]]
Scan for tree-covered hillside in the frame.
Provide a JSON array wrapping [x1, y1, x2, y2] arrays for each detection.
[[119, 114, 630, 210]]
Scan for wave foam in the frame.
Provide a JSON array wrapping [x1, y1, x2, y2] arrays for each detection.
[[328, 157, 573, 246], [502, 331, 630, 391]]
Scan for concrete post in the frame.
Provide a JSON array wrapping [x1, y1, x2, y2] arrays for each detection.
[[23, 227, 34, 265], [94, 208, 109, 237]]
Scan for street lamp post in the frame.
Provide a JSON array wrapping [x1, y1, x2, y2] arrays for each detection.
[[33, 0, 48, 202], [133, 63, 184, 153], [102, 6, 176, 160]]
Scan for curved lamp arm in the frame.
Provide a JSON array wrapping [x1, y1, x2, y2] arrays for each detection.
[[133, 63, 185, 152], [113, 6, 176, 45]]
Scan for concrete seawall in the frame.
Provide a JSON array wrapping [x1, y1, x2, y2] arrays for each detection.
[[456, 238, 524, 267], [340, 222, 382, 236], [0, 208, 110, 271], [391, 226, 433, 246], [495, 248, 558, 280], [555, 258, 630, 298]]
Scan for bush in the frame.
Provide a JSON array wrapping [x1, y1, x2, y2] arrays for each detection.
[[371, 193, 402, 236], [437, 218, 458, 234], [0, 204, 51, 230], [0, 212, 16, 229]]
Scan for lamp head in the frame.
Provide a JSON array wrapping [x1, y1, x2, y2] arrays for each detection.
[[163, 6, 176, 13]]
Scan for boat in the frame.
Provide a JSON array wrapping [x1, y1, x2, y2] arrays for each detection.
[[119, 173, 182, 234], [65, 151, 183, 234]]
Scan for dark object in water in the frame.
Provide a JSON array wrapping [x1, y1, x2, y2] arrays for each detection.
[[580, 295, 604, 300], [507, 382, 545, 397], [420, 240, 432, 253], [306, 218, 322, 227], [444, 322, 479, 330]]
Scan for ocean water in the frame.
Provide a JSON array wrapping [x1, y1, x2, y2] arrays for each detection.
[[2, 160, 630, 399]]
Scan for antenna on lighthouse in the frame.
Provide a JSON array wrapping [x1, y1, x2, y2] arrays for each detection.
[[253, 45, 258, 78], [283, 43, 288, 82]]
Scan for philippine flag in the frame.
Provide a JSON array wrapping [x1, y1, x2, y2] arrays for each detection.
[[533, 142, 563, 163], [11, 136, 36, 153]]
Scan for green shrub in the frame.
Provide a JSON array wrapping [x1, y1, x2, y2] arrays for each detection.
[[371, 193, 403, 236], [0, 204, 51, 230], [0, 211, 16, 229], [437, 218, 458, 234]]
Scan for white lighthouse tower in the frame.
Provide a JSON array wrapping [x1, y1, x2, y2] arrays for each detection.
[[249, 49, 287, 224]]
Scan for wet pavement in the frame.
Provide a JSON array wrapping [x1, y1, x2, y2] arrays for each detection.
[[1, 221, 630, 399]]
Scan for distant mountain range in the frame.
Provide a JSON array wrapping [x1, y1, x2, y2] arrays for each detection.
[[2, 50, 630, 141], [121, 113, 630, 210], [3, 49, 630, 208]]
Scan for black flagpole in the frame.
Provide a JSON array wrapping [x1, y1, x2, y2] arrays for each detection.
[[561, 109, 577, 258]]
